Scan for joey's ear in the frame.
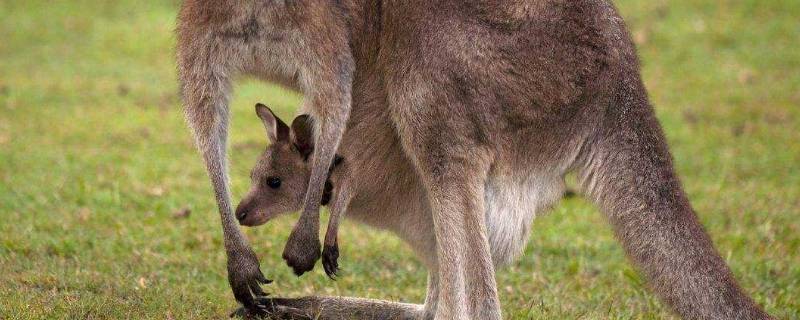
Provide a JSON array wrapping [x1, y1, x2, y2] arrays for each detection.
[[255, 103, 290, 143], [290, 115, 314, 159]]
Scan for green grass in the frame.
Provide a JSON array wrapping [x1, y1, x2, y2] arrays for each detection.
[[0, 0, 798, 319]]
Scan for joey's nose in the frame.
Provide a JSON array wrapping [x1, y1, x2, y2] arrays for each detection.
[[234, 203, 249, 222]]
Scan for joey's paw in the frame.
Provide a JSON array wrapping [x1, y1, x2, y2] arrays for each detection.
[[322, 243, 340, 279], [228, 248, 272, 315], [282, 239, 321, 276], [282, 231, 321, 276]]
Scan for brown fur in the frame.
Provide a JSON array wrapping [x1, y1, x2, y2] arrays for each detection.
[[177, 0, 771, 319]]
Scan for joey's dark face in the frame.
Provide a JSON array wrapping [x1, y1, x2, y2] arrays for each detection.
[[235, 103, 315, 227], [236, 143, 311, 226]]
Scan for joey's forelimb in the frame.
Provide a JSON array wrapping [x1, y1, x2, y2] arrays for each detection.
[[320, 160, 348, 279]]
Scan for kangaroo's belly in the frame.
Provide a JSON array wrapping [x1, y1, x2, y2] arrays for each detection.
[[484, 172, 566, 266], [345, 167, 567, 269]]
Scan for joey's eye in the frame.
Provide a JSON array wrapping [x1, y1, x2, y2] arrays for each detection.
[[266, 177, 281, 189]]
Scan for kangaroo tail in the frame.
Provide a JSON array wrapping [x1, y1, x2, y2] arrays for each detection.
[[576, 76, 770, 319]]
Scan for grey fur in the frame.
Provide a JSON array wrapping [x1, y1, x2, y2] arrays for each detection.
[[178, 0, 771, 319]]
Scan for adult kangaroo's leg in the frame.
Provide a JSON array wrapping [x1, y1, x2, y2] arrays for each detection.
[[391, 98, 501, 319], [177, 41, 269, 314], [577, 76, 771, 319], [231, 296, 425, 320], [422, 273, 440, 320], [232, 273, 438, 319]]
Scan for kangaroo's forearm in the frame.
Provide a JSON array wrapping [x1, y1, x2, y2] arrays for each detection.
[[178, 48, 244, 250], [283, 87, 353, 275]]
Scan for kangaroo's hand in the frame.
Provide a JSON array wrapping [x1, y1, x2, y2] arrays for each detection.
[[321, 242, 340, 279], [228, 245, 272, 316], [282, 215, 321, 276]]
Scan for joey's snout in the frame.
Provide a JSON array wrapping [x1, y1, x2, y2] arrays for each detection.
[[235, 190, 290, 227], [234, 198, 254, 225], [235, 195, 268, 227]]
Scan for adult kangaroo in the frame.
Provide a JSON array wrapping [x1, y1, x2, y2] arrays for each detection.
[[176, 0, 771, 319]]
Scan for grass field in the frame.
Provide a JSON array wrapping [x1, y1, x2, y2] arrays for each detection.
[[1, 0, 798, 319]]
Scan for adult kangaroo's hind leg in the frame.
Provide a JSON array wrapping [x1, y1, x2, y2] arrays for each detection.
[[391, 98, 501, 319], [577, 76, 771, 319], [230, 296, 425, 320], [230, 273, 435, 320]]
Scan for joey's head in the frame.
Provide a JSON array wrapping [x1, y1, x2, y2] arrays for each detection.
[[235, 103, 315, 227]]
